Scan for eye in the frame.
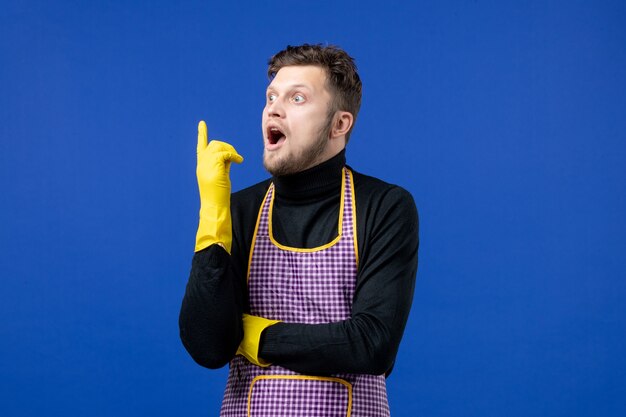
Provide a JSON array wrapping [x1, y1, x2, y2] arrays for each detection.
[[292, 94, 305, 103], [267, 93, 277, 102]]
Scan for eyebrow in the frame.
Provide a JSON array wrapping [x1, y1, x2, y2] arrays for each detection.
[[267, 83, 313, 92], [288, 84, 312, 90]]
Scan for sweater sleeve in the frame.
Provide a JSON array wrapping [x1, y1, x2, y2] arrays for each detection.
[[259, 186, 419, 375], [178, 244, 244, 369]]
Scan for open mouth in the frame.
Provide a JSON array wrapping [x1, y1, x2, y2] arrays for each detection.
[[267, 127, 286, 145]]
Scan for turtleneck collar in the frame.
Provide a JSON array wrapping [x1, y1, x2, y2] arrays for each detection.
[[272, 150, 346, 202]]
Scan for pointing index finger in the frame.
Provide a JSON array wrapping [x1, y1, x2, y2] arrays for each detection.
[[197, 120, 208, 154]]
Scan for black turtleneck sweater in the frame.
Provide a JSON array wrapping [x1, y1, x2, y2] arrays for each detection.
[[179, 151, 419, 376]]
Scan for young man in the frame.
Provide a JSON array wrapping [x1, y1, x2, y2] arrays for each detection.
[[180, 44, 419, 416]]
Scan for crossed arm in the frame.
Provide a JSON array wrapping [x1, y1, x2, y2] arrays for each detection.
[[179, 185, 419, 375]]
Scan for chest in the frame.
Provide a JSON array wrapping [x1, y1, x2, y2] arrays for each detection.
[[247, 169, 358, 324]]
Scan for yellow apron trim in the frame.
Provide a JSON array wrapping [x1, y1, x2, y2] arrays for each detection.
[[246, 186, 273, 283], [247, 374, 353, 417], [267, 167, 347, 253], [247, 168, 357, 277], [348, 169, 359, 269]]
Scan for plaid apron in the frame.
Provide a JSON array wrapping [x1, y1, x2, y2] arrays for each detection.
[[220, 168, 390, 417]]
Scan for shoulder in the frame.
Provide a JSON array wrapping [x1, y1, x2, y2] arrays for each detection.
[[230, 179, 272, 228], [349, 167, 418, 219], [231, 178, 272, 209], [229, 179, 272, 257]]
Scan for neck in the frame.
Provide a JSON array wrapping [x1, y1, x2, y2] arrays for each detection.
[[273, 150, 346, 202]]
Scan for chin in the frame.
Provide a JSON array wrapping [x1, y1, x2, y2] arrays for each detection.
[[263, 152, 299, 177], [263, 158, 288, 176], [263, 136, 329, 176], [263, 152, 281, 175]]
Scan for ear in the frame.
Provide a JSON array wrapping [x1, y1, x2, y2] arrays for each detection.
[[330, 111, 354, 139]]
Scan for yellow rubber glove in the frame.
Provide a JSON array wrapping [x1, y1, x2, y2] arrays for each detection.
[[236, 313, 281, 367], [195, 120, 243, 253]]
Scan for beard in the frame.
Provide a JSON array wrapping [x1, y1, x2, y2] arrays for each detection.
[[263, 111, 334, 177]]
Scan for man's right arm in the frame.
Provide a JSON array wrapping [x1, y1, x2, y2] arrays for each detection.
[[178, 121, 245, 369]]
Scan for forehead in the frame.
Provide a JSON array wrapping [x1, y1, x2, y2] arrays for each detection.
[[268, 65, 328, 92]]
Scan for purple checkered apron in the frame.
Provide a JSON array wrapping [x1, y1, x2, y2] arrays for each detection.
[[220, 168, 390, 417]]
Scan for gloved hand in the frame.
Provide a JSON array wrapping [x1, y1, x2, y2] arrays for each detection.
[[195, 120, 243, 253], [236, 313, 281, 367]]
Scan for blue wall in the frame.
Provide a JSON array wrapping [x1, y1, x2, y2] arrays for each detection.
[[1, 1, 624, 416]]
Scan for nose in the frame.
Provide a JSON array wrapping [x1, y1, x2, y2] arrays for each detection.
[[266, 97, 285, 118]]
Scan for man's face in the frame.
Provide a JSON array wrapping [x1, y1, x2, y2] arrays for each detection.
[[262, 65, 335, 176]]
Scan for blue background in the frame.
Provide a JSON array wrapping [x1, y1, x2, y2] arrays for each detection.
[[1, 1, 625, 416]]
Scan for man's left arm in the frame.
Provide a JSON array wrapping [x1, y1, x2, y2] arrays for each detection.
[[250, 186, 419, 375]]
